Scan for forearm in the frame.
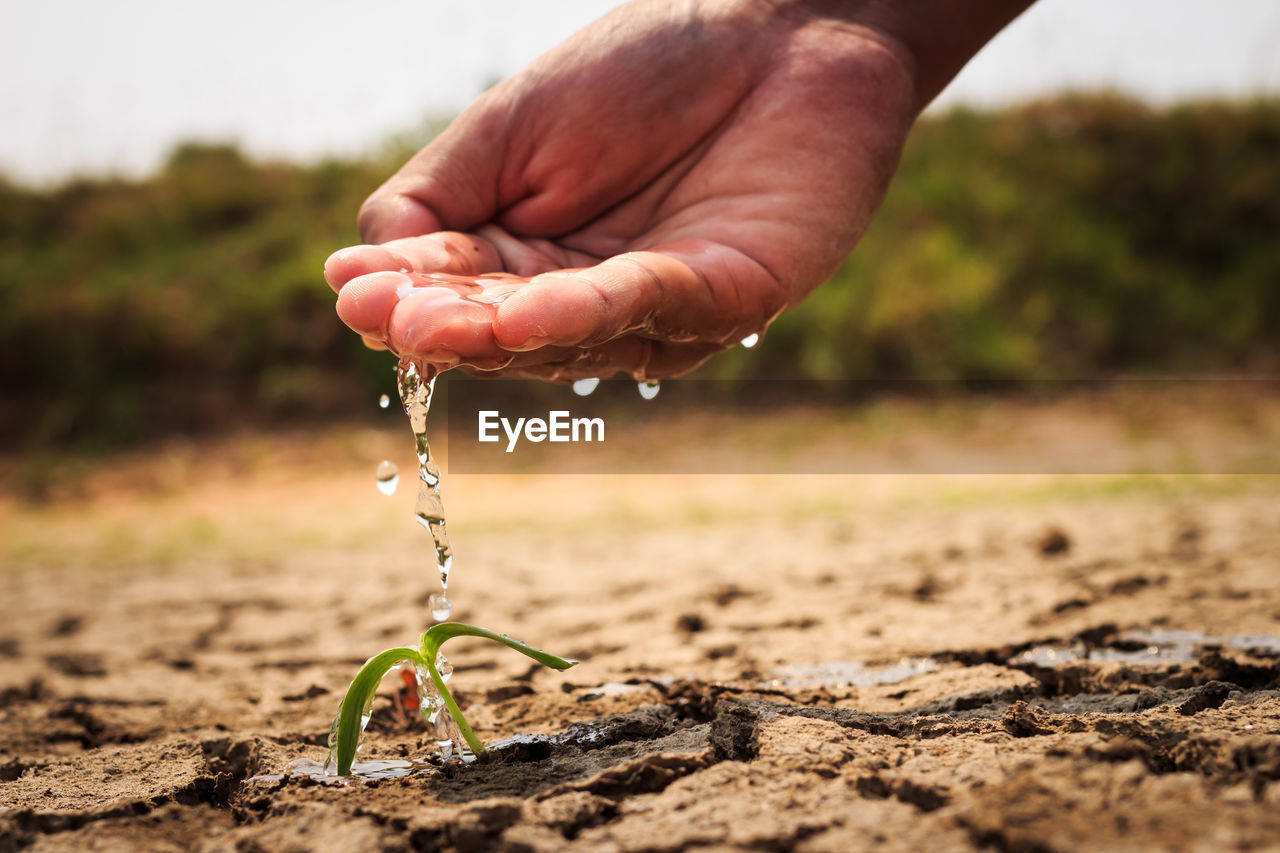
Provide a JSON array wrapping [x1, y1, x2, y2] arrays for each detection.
[[768, 0, 1035, 111], [864, 0, 1034, 107]]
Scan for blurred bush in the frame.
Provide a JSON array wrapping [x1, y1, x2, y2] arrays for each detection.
[[0, 143, 397, 449], [1, 96, 1277, 450], [713, 95, 1280, 381]]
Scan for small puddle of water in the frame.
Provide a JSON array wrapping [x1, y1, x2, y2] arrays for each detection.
[[767, 629, 1280, 689], [248, 756, 442, 786], [1011, 628, 1280, 667], [770, 658, 942, 688]]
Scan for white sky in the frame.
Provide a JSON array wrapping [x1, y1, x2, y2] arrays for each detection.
[[2, 0, 1277, 185]]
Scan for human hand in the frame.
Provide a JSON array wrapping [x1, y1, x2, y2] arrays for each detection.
[[324, 0, 923, 380]]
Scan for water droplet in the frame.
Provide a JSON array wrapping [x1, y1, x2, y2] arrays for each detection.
[[374, 460, 399, 495], [324, 712, 342, 775], [379, 394, 391, 409], [413, 664, 440, 715], [740, 332, 760, 348], [637, 380, 660, 400], [429, 593, 453, 622], [572, 377, 600, 397]]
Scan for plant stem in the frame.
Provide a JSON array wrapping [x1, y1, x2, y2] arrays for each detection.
[[423, 650, 487, 756]]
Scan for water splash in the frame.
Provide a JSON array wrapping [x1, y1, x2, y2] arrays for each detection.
[[413, 655, 472, 763], [572, 377, 600, 397], [374, 460, 399, 495], [378, 393, 391, 409], [637, 380, 660, 400], [740, 333, 760, 348]]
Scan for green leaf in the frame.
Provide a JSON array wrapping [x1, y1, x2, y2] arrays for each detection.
[[332, 646, 424, 775], [420, 622, 579, 671]]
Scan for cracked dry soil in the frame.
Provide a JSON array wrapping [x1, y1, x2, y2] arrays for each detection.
[[2, 438, 1279, 852]]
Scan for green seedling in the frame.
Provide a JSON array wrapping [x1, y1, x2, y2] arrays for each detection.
[[330, 622, 577, 775]]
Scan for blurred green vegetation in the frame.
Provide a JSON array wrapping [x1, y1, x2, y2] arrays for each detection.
[[0, 142, 403, 449], [1, 95, 1277, 450], [712, 95, 1280, 381]]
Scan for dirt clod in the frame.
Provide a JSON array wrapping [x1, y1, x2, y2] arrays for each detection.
[[1037, 526, 1072, 556], [709, 699, 763, 761], [675, 613, 706, 633], [1002, 700, 1057, 737], [1177, 680, 1235, 715]]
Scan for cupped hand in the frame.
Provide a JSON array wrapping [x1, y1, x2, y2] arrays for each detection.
[[324, 0, 917, 380]]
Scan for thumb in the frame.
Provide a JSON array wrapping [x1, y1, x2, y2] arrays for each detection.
[[357, 108, 508, 243], [357, 193, 441, 244]]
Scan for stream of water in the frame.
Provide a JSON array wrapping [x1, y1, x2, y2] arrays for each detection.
[[397, 359, 454, 621]]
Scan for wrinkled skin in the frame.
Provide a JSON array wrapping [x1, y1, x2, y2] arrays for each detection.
[[325, 0, 918, 380]]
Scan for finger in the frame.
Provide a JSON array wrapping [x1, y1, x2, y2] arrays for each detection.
[[337, 267, 532, 369], [489, 253, 687, 352], [323, 233, 506, 293], [387, 286, 508, 368], [474, 224, 599, 278], [381, 232, 504, 277], [335, 271, 411, 340], [337, 269, 497, 339], [336, 269, 518, 368], [324, 245, 413, 293], [491, 240, 783, 352], [358, 188, 445, 245]]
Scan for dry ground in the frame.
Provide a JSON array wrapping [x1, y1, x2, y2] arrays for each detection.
[[2, 400, 1279, 852]]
